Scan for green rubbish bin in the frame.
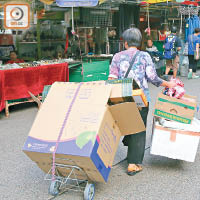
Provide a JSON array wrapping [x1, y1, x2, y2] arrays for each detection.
[[69, 60, 110, 82]]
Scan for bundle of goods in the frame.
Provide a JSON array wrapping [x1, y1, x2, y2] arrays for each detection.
[[163, 77, 185, 99], [152, 78, 200, 162]]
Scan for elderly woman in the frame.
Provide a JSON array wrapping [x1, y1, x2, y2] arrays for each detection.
[[108, 28, 176, 176]]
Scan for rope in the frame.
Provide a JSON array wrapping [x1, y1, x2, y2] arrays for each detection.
[[147, 5, 150, 29], [52, 83, 83, 181], [71, 7, 75, 34]]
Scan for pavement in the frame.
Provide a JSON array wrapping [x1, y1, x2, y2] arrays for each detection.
[[0, 75, 200, 200]]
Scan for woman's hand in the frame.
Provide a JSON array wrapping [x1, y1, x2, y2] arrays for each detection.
[[161, 80, 177, 88], [167, 81, 177, 88]]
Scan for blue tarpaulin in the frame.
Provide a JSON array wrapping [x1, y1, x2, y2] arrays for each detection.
[[56, 0, 98, 7]]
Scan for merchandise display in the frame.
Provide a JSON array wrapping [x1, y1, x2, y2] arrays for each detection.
[[0, 63, 22, 70], [0, 59, 74, 70]]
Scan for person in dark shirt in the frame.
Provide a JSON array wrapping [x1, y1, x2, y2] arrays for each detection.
[[163, 26, 182, 80], [6, 51, 24, 64], [187, 28, 200, 79]]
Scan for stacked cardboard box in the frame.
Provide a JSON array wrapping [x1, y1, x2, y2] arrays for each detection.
[[23, 80, 146, 183], [151, 93, 200, 162]]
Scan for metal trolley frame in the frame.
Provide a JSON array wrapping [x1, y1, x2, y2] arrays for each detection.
[[44, 158, 95, 200]]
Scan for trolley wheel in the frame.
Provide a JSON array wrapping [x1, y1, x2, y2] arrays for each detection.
[[84, 183, 95, 200], [48, 180, 61, 197]]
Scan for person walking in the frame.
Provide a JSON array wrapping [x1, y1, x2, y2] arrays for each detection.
[[187, 28, 200, 79], [163, 26, 182, 80], [108, 28, 176, 176]]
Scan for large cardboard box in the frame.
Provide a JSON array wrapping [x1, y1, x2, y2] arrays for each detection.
[[154, 93, 197, 124], [151, 118, 200, 162], [23, 82, 145, 183]]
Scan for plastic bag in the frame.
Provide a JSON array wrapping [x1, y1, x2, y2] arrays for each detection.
[[164, 77, 185, 99]]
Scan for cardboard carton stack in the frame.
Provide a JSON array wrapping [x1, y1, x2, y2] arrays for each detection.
[[151, 93, 200, 162], [23, 80, 146, 183]]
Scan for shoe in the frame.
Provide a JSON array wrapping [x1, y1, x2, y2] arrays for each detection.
[[192, 75, 199, 79], [127, 170, 142, 176], [163, 74, 169, 81], [188, 72, 192, 79], [127, 164, 143, 176]]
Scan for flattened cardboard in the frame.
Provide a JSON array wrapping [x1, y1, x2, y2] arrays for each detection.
[[154, 93, 197, 124], [109, 102, 145, 136]]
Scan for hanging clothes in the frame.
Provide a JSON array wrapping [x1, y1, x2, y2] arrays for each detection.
[[185, 15, 200, 41], [192, 15, 200, 29], [188, 17, 194, 38]]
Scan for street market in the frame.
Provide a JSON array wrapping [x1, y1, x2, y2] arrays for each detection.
[[0, 0, 200, 200]]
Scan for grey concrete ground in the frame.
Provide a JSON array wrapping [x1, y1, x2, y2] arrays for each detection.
[[0, 75, 200, 200]]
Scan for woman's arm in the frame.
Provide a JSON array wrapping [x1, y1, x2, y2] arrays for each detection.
[[108, 54, 119, 79], [144, 53, 176, 88]]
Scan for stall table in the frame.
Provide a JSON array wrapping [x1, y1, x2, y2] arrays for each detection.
[[0, 63, 69, 117]]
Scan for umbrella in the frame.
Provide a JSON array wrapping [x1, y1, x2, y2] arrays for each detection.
[[39, 0, 55, 5], [56, 0, 98, 7]]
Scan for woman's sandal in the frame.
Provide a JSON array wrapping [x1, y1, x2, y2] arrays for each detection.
[[127, 164, 143, 176]]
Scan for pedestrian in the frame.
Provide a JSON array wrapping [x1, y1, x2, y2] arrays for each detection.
[[108, 28, 176, 176], [146, 38, 160, 63], [163, 26, 182, 80], [146, 38, 158, 52], [187, 28, 200, 79]]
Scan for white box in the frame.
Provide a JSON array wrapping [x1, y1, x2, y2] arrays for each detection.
[[150, 118, 200, 162]]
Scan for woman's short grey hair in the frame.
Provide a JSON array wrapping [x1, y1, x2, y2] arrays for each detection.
[[122, 28, 142, 47]]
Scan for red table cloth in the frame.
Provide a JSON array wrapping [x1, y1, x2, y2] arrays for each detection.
[[0, 63, 69, 111]]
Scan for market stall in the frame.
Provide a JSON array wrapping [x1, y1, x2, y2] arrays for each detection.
[[0, 62, 69, 117]]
